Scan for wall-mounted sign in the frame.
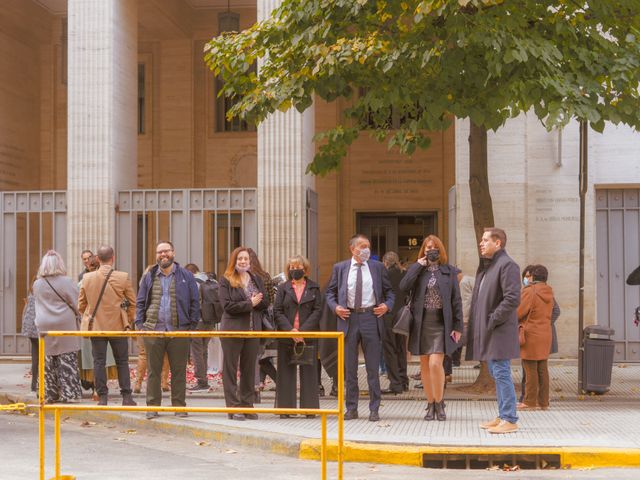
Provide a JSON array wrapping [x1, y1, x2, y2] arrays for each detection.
[[399, 236, 424, 248]]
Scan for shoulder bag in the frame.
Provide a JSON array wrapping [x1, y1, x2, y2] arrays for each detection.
[[44, 277, 82, 329], [80, 270, 113, 331], [392, 290, 414, 337], [106, 273, 132, 330]]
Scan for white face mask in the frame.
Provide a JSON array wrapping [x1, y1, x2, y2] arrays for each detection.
[[357, 248, 371, 262]]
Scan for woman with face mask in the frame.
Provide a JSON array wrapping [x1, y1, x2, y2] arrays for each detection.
[[218, 247, 269, 420], [399, 235, 463, 421], [272, 255, 323, 417]]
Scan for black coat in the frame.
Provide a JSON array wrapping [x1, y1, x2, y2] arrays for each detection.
[[273, 279, 322, 336], [399, 262, 463, 356], [385, 266, 407, 320], [218, 273, 269, 331]]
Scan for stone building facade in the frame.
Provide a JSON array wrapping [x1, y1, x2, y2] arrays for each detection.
[[1, 0, 638, 360]]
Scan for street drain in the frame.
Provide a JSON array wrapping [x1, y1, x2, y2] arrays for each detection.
[[422, 453, 562, 470]]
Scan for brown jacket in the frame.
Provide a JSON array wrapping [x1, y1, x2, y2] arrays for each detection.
[[78, 264, 136, 331], [517, 282, 553, 360]]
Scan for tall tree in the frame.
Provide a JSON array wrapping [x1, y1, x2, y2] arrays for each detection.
[[205, 0, 640, 389]]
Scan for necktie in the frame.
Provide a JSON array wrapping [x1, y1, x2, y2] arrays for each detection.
[[355, 264, 363, 309]]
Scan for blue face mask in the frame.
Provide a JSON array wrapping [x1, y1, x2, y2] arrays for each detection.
[[523, 278, 529, 287]]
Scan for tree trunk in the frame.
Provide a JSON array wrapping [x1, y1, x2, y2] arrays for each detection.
[[465, 120, 495, 393]]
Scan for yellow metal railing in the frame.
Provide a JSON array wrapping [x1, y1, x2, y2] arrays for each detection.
[[37, 331, 344, 480]]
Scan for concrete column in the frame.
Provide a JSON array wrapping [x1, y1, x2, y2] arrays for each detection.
[[257, 0, 315, 275], [66, 0, 137, 275]]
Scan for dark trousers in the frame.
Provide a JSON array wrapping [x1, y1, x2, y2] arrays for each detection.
[[91, 337, 131, 396], [220, 337, 259, 407], [190, 337, 210, 386], [345, 311, 381, 413], [29, 338, 39, 392], [382, 315, 408, 391], [522, 359, 549, 408], [275, 340, 319, 409], [259, 357, 277, 384], [144, 337, 190, 406]]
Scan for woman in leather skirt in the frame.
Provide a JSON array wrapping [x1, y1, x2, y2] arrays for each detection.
[[399, 235, 462, 421]]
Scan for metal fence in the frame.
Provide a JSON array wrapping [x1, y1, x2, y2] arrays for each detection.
[[36, 330, 345, 480]]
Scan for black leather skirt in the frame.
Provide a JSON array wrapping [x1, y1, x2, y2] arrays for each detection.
[[418, 308, 445, 355]]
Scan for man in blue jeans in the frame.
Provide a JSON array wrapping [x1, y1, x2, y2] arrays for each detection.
[[466, 228, 521, 434]]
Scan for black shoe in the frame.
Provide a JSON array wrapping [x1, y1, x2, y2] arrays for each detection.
[[368, 411, 380, 422], [403, 384, 409, 392], [187, 383, 209, 393], [306, 415, 316, 419], [473, 363, 481, 369], [245, 413, 259, 420], [424, 402, 435, 421], [279, 414, 291, 419], [435, 401, 446, 421], [146, 411, 159, 420], [228, 413, 245, 421], [381, 388, 402, 395], [414, 383, 423, 389], [344, 410, 358, 420], [330, 383, 338, 397], [97, 395, 108, 406], [174, 411, 188, 418], [122, 394, 137, 406], [318, 384, 326, 397], [410, 373, 421, 380]]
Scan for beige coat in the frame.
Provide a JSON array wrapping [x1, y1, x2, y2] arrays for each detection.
[[517, 282, 553, 360], [78, 265, 136, 331]]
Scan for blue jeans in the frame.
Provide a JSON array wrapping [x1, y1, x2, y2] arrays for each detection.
[[488, 359, 518, 424]]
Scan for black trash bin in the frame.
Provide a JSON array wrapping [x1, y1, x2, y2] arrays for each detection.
[[581, 325, 615, 394]]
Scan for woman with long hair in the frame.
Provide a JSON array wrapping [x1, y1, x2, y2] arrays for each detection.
[[218, 247, 269, 420], [273, 255, 322, 417], [32, 250, 82, 403], [399, 235, 462, 421]]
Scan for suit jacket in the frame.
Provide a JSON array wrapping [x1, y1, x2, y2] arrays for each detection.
[[78, 264, 136, 331], [399, 262, 463, 355], [274, 279, 322, 344], [218, 273, 269, 331], [465, 249, 521, 361], [325, 258, 395, 338]]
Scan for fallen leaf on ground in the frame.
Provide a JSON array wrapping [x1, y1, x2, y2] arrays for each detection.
[[195, 441, 211, 447], [368, 466, 379, 472], [377, 422, 391, 428], [553, 388, 562, 392], [80, 421, 97, 427], [224, 449, 237, 454], [114, 437, 126, 442], [503, 464, 520, 471], [486, 465, 500, 471], [122, 429, 137, 434]]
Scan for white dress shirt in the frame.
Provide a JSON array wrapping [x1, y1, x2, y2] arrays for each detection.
[[347, 258, 376, 308]]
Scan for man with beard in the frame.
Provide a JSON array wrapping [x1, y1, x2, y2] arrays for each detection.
[[326, 234, 394, 422], [135, 241, 200, 419]]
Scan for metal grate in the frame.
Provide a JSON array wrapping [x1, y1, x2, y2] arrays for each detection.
[[422, 453, 562, 470]]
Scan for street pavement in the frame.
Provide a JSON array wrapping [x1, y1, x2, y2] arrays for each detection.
[[2, 359, 640, 471], [2, 412, 640, 480]]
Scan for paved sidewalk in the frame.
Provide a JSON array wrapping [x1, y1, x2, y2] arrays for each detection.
[[2, 360, 640, 467]]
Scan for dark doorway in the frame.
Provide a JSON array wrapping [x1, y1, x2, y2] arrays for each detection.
[[356, 212, 437, 265]]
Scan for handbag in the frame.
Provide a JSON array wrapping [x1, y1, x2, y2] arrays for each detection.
[[392, 291, 414, 337], [80, 270, 113, 331], [44, 277, 81, 329], [261, 307, 275, 331], [288, 342, 316, 366], [518, 323, 526, 346]]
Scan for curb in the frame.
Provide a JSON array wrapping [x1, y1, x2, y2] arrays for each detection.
[[4, 392, 640, 470]]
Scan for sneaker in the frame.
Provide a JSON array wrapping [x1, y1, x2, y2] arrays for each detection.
[[479, 417, 501, 429], [187, 384, 209, 393], [174, 411, 188, 418], [487, 420, 518, 434]]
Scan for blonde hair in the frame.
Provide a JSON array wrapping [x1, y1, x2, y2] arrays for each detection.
[[37, 250, 67, 278], [284, 255, 311, 279]]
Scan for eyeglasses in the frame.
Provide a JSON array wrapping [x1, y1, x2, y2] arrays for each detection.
[[156, 249, 173, 255]]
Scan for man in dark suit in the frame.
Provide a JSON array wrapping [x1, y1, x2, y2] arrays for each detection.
[[326, 234, 395, 421]]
